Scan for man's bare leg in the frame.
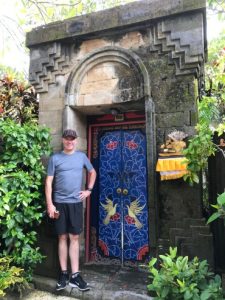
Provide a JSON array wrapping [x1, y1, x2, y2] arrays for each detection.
[[69, 233, 79, 273], [68, 233, 89, 291], [58, 234, 68, 271], [56, 234, 69, 291]]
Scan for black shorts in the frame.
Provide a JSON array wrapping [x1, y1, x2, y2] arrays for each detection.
[[54, 202, 83, 235]]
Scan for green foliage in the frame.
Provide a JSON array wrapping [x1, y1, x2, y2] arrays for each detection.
[[0, 74, 38, 124], [148, 247, 224, 300], [0, 118, 51, 280], [0, 256, 26, 297], [207, 0, 225, 20], [0, 66, 25, 81], [183, 97, 220, 184], [207, 192, 225, 224], [183, 32, 225, 185], [205, 34, 225, 102]]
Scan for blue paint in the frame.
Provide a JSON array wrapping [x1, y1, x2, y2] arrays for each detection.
[[98, 129, 149, 261]]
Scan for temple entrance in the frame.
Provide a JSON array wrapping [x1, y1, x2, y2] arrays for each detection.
[[87, 113, 149, 264]]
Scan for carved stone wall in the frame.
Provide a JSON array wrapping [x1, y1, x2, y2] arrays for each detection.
[[26, 0, 214, 275], [29, 9, 206, 148]]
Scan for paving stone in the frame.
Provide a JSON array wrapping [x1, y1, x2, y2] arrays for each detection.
[[32, 265, 153, 300]]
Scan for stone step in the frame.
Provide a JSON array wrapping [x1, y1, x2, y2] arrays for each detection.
[[171, 227, 211, 243], [170, 223, 211, 247], [175, 236, 192, 248], [176, 218, 206, 229], [157, 238, 170, 255], [157, 238, 170, 247], [180, 242, 196, 259], [180, 234, 214, 266], [183, 218, 206, 228], [190, 225, 211, 236], [175, 221, 185, 228], [169, 228, 190, 245]]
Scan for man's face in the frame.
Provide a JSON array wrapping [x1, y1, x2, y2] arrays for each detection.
[[62, 136, 77, 151]]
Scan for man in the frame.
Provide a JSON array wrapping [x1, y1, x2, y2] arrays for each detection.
[[45, 129, 96, 292]]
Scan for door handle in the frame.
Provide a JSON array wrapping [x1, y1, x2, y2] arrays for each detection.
[[117, 188, 122, 194], [122, 189, 128, 195]]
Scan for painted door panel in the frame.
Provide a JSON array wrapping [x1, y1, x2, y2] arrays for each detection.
[[98, 129, 149, 261]]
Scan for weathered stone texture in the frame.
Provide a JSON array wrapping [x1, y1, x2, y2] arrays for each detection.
[[39, 85, 64, 111], [26, 0, 206, 46], [39, 111, 63, 135], [26, 0, 212, 273], [49, 134, 63, 152], [159, 180, 202, 238], [156, 111, 190, 128], [77, 60, 143, 106], [63, 107, 87, 142], [76, 39, 111, 59], [116, 32, 145, 49]]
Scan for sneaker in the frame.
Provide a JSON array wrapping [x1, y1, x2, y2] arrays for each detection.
[[56, 272, 69, 291], [69, 273, 90, 291]]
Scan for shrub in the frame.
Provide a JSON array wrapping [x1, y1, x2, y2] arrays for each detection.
[[0, 118, 51, 280], [0, 256, 26, 297], [207, 192, 225, 224], [0, 74, 38, 124], [148, 247, 224, 300]]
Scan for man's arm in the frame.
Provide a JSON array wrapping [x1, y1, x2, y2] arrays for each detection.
[[45, 175, 56, 218], [79, 168, 97, 200], [87, 168, 97, 190]]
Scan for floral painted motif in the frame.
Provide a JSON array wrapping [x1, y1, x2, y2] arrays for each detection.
[[125, 140, 138, 150], [106, 140, 118, 150], [98, 129, 149, 261]]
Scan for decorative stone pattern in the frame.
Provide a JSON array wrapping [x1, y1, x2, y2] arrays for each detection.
[[26, 0, 206, 47], [26, 0, 214, 274], [28, 12, 206, 93], [29, 42, 70, 93], [148, 13, 205, 77]]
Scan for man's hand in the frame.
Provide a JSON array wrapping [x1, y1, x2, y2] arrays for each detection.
[[47, 204, 57, 219], [79, 190, 91, 200]]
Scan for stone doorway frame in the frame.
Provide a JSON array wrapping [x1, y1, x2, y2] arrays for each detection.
[[64, 46, 158, 259]]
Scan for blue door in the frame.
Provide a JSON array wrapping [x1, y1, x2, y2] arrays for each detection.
[[98, 129, 149, 262]]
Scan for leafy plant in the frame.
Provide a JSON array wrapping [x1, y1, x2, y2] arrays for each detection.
[[0, 256, 26, 297], [207, 1, 225, 20], [0, 118, 51, 280], [0, 74, 38, 124], [148, 247, 224, 300], [207, 192, 225, 224], [183, 34, 225, 185], [183, 96, 220, 185]]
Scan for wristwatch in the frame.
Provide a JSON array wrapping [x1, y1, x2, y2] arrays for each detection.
[[87, 188, 93, 192]]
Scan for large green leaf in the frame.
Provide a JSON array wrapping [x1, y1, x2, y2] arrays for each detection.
[[207, 212, 221, 224], [217, 192, 225, 205]]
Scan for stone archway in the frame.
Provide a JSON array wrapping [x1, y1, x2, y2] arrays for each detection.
[[63, 44, 155, 164], [65, 46, 150, 105], [63, 46, 152, 140], [64, 46, 157, 261]]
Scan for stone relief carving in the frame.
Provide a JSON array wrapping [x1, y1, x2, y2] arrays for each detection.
[[148, 14, 205, 77], [29, 14, 205, 93], [29, 42, 70, 93]]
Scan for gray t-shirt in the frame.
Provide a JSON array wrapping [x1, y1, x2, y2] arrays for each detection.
[[47, 151, 93, 203]]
